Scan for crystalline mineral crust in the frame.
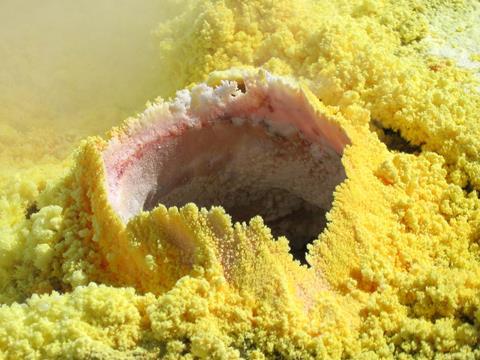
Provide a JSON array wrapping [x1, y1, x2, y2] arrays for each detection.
[[75, 70, 352, 310], [2, 1, 480, 358]]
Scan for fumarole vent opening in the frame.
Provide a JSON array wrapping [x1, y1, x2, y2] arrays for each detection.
[[141, 119, 345, 264], [102, 75, 350, 265]]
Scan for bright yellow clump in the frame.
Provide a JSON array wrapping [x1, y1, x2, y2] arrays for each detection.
[[1, 0, 480, 359]]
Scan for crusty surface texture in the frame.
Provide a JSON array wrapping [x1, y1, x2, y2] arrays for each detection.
[[1, 0, 480, 359]]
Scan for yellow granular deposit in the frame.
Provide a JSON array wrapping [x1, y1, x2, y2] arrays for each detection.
[[1, 0, 480, 359]]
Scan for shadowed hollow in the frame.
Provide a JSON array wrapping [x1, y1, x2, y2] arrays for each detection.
[[141, 119, 345, 264]]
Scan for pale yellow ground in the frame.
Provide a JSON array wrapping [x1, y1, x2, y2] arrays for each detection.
[[1, 0, 480, 359]]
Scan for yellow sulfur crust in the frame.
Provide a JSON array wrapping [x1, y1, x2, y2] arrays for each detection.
[[1, 0, 480, 359]]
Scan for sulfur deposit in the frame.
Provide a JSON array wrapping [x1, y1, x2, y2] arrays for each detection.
[[1, 0, 480, 359]]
